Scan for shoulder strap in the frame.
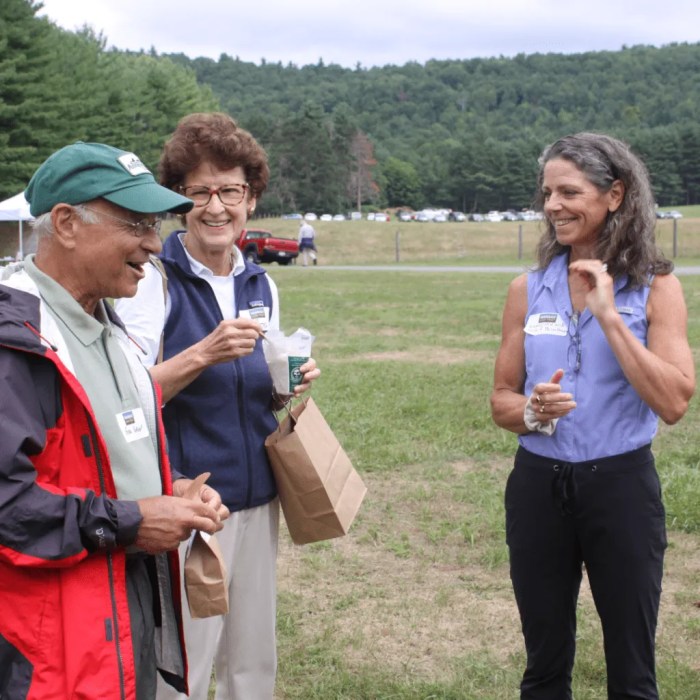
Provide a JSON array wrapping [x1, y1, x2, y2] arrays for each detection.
[[149, 255, 168, 364]]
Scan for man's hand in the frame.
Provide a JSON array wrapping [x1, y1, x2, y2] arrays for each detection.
[[134, 496, 223, 554], [173, 473, 231, 523]]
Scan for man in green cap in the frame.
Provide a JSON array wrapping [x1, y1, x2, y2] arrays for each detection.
[[0, 142, 229, 699]]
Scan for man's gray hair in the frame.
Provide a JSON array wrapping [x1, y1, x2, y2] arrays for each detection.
[[30, 204, 99, 239]]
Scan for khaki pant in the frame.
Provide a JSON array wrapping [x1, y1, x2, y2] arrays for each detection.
[[156, 500, 280, 700]]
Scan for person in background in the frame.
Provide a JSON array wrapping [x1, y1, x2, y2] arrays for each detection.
[[115, 112, 320, 700], [298, 218, 317, 266], [0, 142, 228, 700], [490, 132, 695, 699]]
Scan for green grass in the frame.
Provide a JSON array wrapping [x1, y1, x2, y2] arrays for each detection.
[[4, 207, 699, 698], [152, 210, 700, 270], [240, 267, 700, 700]]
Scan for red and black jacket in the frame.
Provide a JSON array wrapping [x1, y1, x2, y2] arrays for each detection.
[[0, 282, 187, 699]]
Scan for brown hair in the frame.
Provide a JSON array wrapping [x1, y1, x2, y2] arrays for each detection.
[[533, 132, 672, 286], [158, 112, 270, 198]]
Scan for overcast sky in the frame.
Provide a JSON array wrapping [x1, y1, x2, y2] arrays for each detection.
[[38, 0, 699, 69]]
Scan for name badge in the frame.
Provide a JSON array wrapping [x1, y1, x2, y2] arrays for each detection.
[[239, 306, 270, 331], [524, 312, 568, 336], [116, 408, 150, 443]]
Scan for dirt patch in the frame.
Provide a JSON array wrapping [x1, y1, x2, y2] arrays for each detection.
[[321, 347, 492, 365], [277, 463, 522, 679], [277, 461, 700, 681]]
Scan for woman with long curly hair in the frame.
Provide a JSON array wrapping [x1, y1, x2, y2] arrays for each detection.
[[491, 132, 695, 699]]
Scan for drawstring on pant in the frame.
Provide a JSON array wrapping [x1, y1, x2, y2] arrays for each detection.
[[552, 462, 577, 515]]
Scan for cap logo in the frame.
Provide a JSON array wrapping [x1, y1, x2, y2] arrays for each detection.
[[117, 153, 151, 177]]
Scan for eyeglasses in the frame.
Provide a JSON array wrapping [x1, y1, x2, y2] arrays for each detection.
[[180, 183, 250, 207], [567, 311, 582, 373], [80, 206, 162, 237]]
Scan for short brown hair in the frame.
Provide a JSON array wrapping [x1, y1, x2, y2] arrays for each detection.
[[159, 112, 270, 198]]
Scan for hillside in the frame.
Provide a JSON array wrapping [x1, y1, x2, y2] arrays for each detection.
[[167, 43, 700, 212], [2, 0, 699, 213]]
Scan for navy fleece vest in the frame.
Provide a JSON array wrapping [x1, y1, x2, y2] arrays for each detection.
[[159, 232, 277, 511]]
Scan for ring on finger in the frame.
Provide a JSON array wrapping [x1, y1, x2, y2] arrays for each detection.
[[536, 394, 542, 405], [540, 404, 545, 413]]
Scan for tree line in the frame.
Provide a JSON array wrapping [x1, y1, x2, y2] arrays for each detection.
[[3, 0, 700, 214], [0, 0, 217, 200]]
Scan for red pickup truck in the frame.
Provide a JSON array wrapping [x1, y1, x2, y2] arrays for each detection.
[[236, 228, 299, 265]]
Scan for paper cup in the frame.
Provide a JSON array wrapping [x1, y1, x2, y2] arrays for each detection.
[[270, 355, 308, 394]]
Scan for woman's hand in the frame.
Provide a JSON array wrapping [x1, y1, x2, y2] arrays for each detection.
[[151, 318, 263, 403], [568, 259, 615, 321], [293, 357, 321, 396], [529, 368, 577, 423], [199, 318, 263, 365]]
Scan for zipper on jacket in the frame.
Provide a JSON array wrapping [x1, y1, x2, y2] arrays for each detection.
[[232, 357, 255, 508], [202, 277, 255, 507], [146, 372, 165, 488], [86, 412, 127, 700]]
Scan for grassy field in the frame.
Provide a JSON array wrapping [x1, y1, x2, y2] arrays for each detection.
[[3, 205, 700, 265], [1, 209, 698, 697], [207, 225, 700, 699], [244, 210, 700, 268]]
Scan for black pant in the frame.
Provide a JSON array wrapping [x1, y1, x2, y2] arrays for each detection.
[[505, 445, 666, 700]]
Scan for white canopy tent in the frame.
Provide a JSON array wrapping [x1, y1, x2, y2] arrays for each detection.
[[0, 192, 33, 259]]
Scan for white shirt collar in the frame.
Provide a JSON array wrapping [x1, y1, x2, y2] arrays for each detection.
[[177, 231, 246, 278]]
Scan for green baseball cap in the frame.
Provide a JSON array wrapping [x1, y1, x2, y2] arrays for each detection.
[[25, 141, 193, 217]]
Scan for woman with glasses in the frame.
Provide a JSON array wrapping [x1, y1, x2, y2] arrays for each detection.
[[490, 132, 695, 699], [115, 112, 320, 700]]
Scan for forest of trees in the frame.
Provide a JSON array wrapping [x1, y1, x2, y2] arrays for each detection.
[[2, 0, 700, 215]]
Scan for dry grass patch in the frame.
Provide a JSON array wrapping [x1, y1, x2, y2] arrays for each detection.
[[355, 348, 484, 364], [277, 463, 522, 682], [319, 347, 491, 365], [276, 461, 700, 688]]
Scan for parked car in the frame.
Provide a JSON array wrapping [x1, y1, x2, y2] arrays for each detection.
[[236, 229, 298, 265], [349, 211, 362, 220], [319, 214, 333, 221], [469, 213, 485, 222], [332, 214, 346, 221], [433, 213, 447, 222], [397, 210, 413, 222], [485, 211, 503, 222], [517, 210, 539, 221], [373, 212, 390, 222], [282, 212, 302, 220], [667, 210, 683, 219], [415, 211, 430, 222], [448, 211, 466, 222], [304, 212, 317, 221]]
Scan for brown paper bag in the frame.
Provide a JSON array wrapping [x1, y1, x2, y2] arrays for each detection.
[[264, 397, 367, 545], [184, 531, 229, 618], [182, 472, 229, 618]]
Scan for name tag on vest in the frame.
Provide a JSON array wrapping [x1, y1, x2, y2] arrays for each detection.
[[239, 306, 270, 331]]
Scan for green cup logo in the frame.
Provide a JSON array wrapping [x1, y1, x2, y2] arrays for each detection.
[[288, 356, 307, 389]]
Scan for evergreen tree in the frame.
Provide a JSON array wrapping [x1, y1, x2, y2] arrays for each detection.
[[382, 157, 422, 208], [0, 0, 56, 196]]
